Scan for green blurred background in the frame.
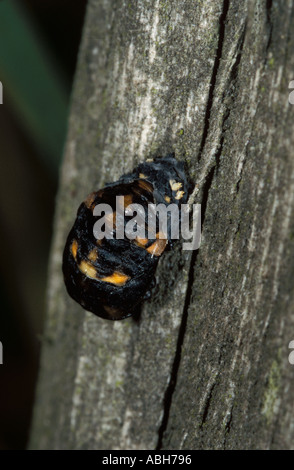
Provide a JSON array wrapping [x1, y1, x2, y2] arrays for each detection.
[[0, 0, 87, 449]]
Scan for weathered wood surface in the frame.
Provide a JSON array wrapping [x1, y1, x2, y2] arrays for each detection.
[[30, 0, 294, 449]]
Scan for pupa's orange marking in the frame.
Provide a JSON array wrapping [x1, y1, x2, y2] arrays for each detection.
[[84, 190, 104, 209], [88, 248, 98, 262], [137, 180, 153, 193], [116, 195, 133, 211], [71, 240, 78, 260], [135, 236, 149, 248], [100, 272, 129, 286], [175, 190, 185, 200], [105, 211, 117, 229], [123, 195, 133, 207], [84, 192, 96, 209], [169, 180, 182, 191], [79, 260, 97, 279], [146, 232, 167, 256]]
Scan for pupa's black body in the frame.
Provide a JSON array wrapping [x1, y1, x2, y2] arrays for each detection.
[[62, 154, 190, 320]]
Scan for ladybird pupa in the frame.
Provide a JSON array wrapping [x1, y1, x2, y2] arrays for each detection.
[[62, 154, 190, 320]]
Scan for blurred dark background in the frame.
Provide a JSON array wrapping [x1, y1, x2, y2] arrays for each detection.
[[0, 0, 87, 449]]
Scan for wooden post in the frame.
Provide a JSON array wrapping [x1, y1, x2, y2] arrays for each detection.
[[30, 0, 294, 449]]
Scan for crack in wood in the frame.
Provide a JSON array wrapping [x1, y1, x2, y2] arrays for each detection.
[[199, 381, 218, 429], [156, 0, 231, 450], [265, 0, 273, 53], [197, 0, 231, 163]]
